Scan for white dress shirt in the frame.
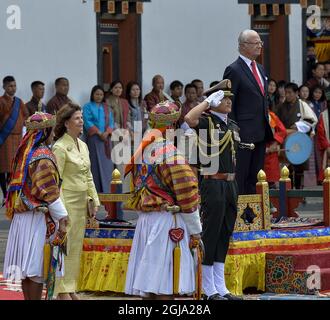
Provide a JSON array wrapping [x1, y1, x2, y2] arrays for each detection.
[[210, 111, 228, 124]]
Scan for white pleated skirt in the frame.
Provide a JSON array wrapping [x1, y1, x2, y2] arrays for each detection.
[[3, 211, 63, 283], [125, 211, 196, 296]]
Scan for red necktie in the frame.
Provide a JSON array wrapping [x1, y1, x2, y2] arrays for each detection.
[[251, 61, 265, 95]]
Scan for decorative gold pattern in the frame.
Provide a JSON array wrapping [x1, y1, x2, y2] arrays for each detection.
[[235, 173, 270, 232], [25, 113, 56, 130], [235, 202, 263, 232], [198, 118, 235, 158], [238, 195, 261, 204], [280, 166, 290, 182], [98, 193, 133, 202], [149, 101, 181, 126], [324, 167, 330, 182], [111, 168, 122, 184], [257, 170, 267, 183], [260, 183, 271, 230]]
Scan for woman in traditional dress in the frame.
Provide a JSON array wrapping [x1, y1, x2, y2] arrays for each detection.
[[126, 81, 148, 134], [107, 81, 132, 195], [52, 103, 100, 300], [3, 111, 68, 300], [107, 80, 131, 130], [83, 85, 114, 193]]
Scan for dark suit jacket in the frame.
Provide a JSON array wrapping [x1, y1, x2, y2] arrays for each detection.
[[223, 57, 273, 143]]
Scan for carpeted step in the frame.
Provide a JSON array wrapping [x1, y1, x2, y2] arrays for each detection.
[[265, 250, 330, 294]]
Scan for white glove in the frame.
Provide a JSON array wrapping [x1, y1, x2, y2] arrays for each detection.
[[48, 198, 68, 221], [204, 90, 224, 108]]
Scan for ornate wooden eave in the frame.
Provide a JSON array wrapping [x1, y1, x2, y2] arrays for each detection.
[[238, 0, 324, 15], [93, 0, 151, 15]]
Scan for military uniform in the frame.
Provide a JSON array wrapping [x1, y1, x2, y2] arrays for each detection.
[[187, 82, 243, 300], [194, 112, 239, 265]]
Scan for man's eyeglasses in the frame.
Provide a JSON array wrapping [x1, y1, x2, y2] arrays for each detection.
[[243, 41, 264, 47]]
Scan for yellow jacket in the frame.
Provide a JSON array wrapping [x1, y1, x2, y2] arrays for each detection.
[[52, 133, 100, 206]]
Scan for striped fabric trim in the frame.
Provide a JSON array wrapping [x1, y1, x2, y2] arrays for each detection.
[[84, 228, 135, 239], [228, 241, 330, 255], [232, 227, 330, 241]]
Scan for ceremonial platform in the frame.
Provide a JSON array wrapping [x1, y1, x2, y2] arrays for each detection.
[[77, 168, 330, 296], [77, 226, 330, 295]]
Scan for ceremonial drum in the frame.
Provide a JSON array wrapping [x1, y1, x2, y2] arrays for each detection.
[[283, 132, 313, 165]]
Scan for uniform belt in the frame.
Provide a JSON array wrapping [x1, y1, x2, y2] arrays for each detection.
[[203, 173, 236, 181]]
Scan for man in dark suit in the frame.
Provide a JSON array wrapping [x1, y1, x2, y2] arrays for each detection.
[[223, 29, 273, 194]]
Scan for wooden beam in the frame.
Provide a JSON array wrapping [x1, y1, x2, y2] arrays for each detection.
[[248, 4, 254, 15], [136, 1, 143, 14], [272, 4, 279, 16], [94, 0, 101, 13], [316, 0, 323, 9], [107, 0, 115, 14], [284, 4, 291, 15], [299, 0, 308, 8], [260, 4, 267, 16], [122, 1, 129, 14]]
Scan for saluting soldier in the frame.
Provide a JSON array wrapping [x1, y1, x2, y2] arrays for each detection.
[[185, 80, 243, 300]]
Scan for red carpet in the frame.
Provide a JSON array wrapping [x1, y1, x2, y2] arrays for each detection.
[[0, 274, 24, 300]]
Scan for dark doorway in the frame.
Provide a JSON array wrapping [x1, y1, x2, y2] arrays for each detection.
[[97, 14, 140, 93], [98, 22, 120, 91]]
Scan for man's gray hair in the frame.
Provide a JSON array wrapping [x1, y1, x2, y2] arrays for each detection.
[[238, 29, 258, 44], [238, 29, 259, 52]]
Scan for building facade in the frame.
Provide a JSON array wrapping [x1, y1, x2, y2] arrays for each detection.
[[0, 0, 328, 104]]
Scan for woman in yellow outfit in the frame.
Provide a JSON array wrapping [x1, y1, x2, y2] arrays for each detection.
[[52, 103, 100, 300]]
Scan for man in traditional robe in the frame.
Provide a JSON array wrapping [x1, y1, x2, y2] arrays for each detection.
[[0, 76, 28, 202], [46, 77, 72, 114], [276, 82, 318, 189], [144, 75, 166, 111], [26, 81, 47, 116]]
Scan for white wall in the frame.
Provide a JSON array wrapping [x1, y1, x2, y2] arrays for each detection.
[[141, 0, 250, 95], [289, 4, 303, 85], [0, 0, 97, 105]]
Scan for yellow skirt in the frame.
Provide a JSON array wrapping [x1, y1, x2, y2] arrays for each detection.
[[54, 190, 87, 294]]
